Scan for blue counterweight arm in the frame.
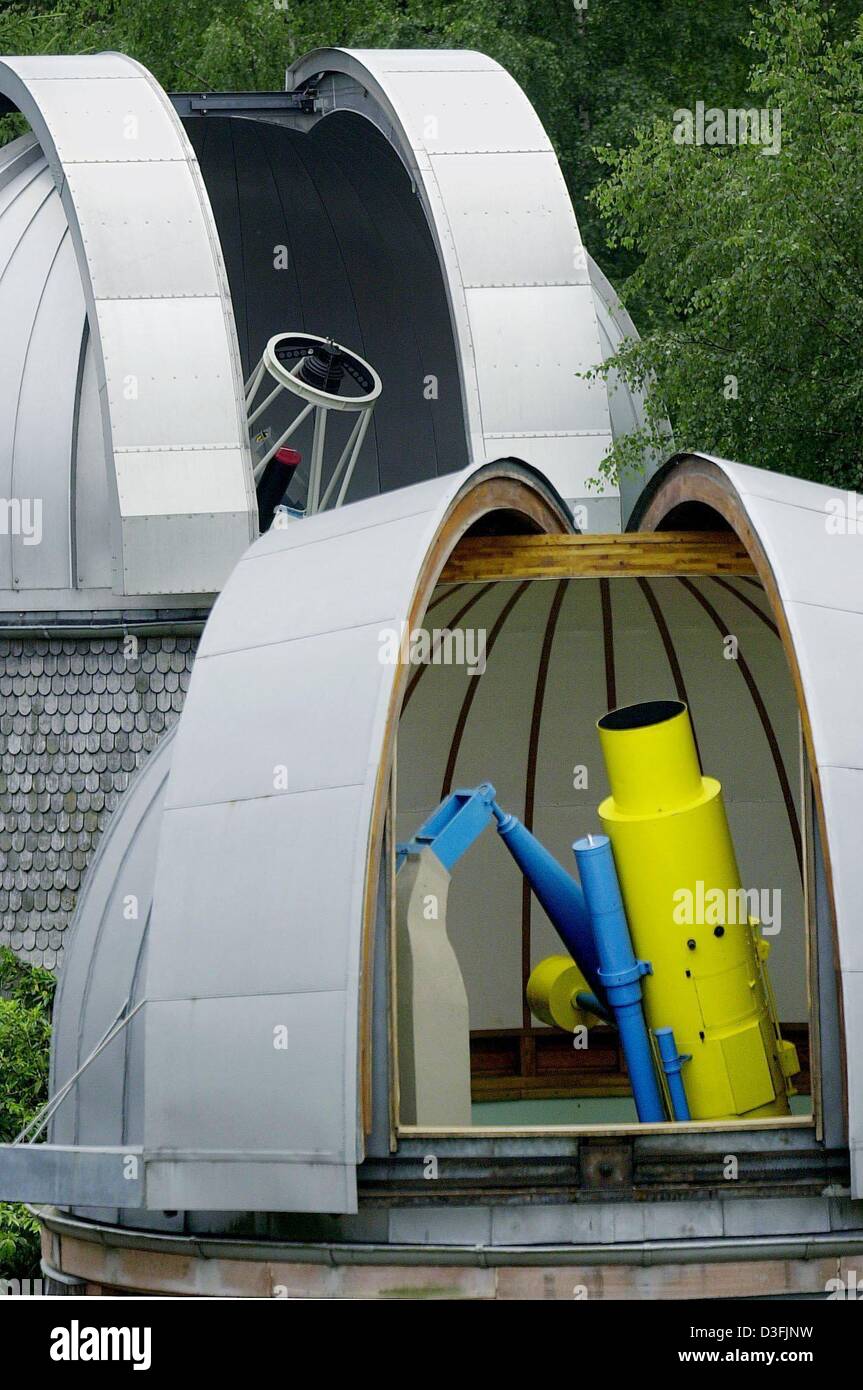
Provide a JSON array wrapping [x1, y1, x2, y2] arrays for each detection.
[[396, 782, 499, 873], [490, 804, 605, 1004], [397, 784, 606, 1007]]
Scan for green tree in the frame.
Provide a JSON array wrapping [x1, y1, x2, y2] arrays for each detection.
[[2, 2, 862, 472], [590, 0, 863, 490], [0, 1, 775, 279], [0, 948, 55, 1281]]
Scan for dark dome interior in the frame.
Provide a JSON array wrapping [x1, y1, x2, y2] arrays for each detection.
[[185, 112, 469, 505]]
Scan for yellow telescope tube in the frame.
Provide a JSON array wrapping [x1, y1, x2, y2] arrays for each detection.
[[596, 700, 798, 1121]]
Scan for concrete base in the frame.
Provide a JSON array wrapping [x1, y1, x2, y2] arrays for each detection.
[[40, 1212, 863, 1300]]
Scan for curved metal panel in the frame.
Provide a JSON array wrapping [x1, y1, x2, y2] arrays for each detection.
[[287, 48, 617, 515], [0, 136, 116, 604], [73, 324, 113, 591], [48, 726, 176, 1226], [586, 251, 662, 528], [140, 460, 571, 1211], [11, 227, 82, 592], [50, 727, 176, 1151], [0, 145, 68, 592], [0, 53, 257, 597], [0, 130, 41, 199], [635, 452, 863, 1194]]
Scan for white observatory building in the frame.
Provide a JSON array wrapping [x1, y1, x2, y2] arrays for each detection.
[[4, 48, 862, 1302], [0, 46, 646, 968]]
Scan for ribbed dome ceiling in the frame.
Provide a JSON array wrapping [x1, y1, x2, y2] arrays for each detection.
[[397, 572, 805, 1031]]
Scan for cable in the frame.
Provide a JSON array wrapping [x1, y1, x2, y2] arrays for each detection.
[[14, 996, 147, 1146]]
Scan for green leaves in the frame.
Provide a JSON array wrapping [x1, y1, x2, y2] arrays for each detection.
[[0, 946, 55, 1019], [0, 1202, 41, 1281], [590, 0, 863, 490], [0, 3, 858, 479], [0, 948, 55, 1280]]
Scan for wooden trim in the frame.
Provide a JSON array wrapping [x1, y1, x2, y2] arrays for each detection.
[[386, 762, 399, 1153], [521, 582, 569, 1030], [803, 757, 821, 1142], [440, 531, 757, 582], [398, 1116, 815, 1139], [469, 1024, 811, 1105]]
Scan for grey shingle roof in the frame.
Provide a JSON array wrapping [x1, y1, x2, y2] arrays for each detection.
[[0, 635, 196, 967]]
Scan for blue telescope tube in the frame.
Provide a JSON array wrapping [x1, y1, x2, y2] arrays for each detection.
[[572, 833, 666, 1123], [492, 806, 605, 1004], [655, 1027, 691, 1121]]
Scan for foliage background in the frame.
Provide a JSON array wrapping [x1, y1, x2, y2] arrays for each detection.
[[2, 0, 862, 486], [0, 948, 54, 1280], [0, 0, 765, 285]]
